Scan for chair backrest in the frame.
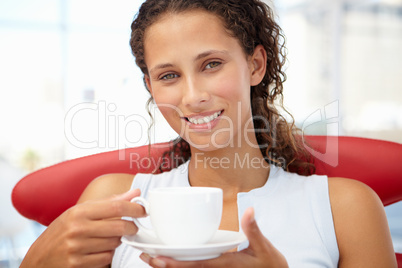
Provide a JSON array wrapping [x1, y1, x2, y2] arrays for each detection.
[[11, 136, 402, 265], [303, 135, 402, 206], [12, 142, 169, 226]]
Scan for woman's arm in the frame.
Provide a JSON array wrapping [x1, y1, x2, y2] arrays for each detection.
[[329, 177, 397, 268], [78, 173, 135, 203], [20, 174, 142, 268]]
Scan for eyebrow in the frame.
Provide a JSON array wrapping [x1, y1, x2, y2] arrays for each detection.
[[149, 50, 229, 76], [149, 63, 174, 76], [194, 49, 229, 61]]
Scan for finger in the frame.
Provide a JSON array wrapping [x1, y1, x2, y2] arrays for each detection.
[[72, 250, 115, 268], [111, 188, 141, 201], [82, 200, 146, 220], [240, 207, 271, 252], [241, 208, 288, 266], [146, 252, 246, 268], [79, 191, 145, 220], [78, 237, 122, 254], [86, 218, 139, 237]]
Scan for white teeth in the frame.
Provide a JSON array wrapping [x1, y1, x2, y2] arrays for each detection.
[[187, 111, 222, 125]]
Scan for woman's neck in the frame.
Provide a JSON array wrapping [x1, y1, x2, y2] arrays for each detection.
[[188, 142, 270, 195]]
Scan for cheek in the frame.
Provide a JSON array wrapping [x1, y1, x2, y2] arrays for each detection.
[[157, 104, 183, 121], [212, 67, 250, 101], [213, 78, 235, 98], [153, 90, 182, 111], [152, 92, 185, 127]]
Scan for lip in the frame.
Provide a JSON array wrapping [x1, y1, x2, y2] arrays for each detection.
[[183, 110, 223, 120], [182, 109, 224, 131]]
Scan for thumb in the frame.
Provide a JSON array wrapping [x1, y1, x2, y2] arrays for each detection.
[[111, 188, 141, 201], [241, 207, 289, 266], [241, 207, 268, 251]]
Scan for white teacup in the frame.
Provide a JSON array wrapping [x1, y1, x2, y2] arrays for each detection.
[[131, 187, 223, 246]]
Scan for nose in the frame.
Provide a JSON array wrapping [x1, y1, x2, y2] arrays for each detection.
[[182, 76, 210, 109]]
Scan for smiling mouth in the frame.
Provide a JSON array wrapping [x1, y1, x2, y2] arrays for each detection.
[[185, 110, 223, 125]]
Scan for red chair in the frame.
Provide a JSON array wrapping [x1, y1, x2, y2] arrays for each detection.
[[11, 136, 402, 265]]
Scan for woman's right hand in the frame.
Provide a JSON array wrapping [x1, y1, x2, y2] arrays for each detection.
[[20, 189, 145, 268]]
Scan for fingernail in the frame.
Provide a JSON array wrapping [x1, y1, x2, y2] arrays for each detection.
[[249, 207, 255, 224], [153, 258, 167, 268], [140, 253, 151, 264]]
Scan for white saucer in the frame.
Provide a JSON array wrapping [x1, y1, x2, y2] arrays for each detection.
[[121, 230, 247, 261]]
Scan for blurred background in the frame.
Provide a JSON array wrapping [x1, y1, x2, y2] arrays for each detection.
[[0, 0, 401, 266]]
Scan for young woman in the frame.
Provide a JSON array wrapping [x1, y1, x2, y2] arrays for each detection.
[[21, 0, 396, 267]]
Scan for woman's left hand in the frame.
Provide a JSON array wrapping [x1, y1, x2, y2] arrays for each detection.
[[140, 207, 288, 268]]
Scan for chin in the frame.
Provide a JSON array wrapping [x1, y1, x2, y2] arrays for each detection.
[[185, 136, 233, 153]]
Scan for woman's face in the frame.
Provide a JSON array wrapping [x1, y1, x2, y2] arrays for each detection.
[[144, 10, 264, 151]]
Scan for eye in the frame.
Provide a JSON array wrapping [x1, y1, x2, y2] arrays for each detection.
[[161, 73, 178, 80], [205, 61, 221, 69]]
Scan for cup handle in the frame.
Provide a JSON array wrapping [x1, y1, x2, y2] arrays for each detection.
[[130, 197, 157, 239]]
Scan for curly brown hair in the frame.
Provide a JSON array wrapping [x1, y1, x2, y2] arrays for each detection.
[[130, 0, 314, 175]]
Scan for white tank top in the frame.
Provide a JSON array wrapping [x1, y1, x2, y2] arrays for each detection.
[[112, 161, 339, 267]]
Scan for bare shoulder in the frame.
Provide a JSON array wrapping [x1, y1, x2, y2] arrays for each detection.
[[328, 177, 380, 208], [77, 173, 135, 204], [327, 177, 397, 267]]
